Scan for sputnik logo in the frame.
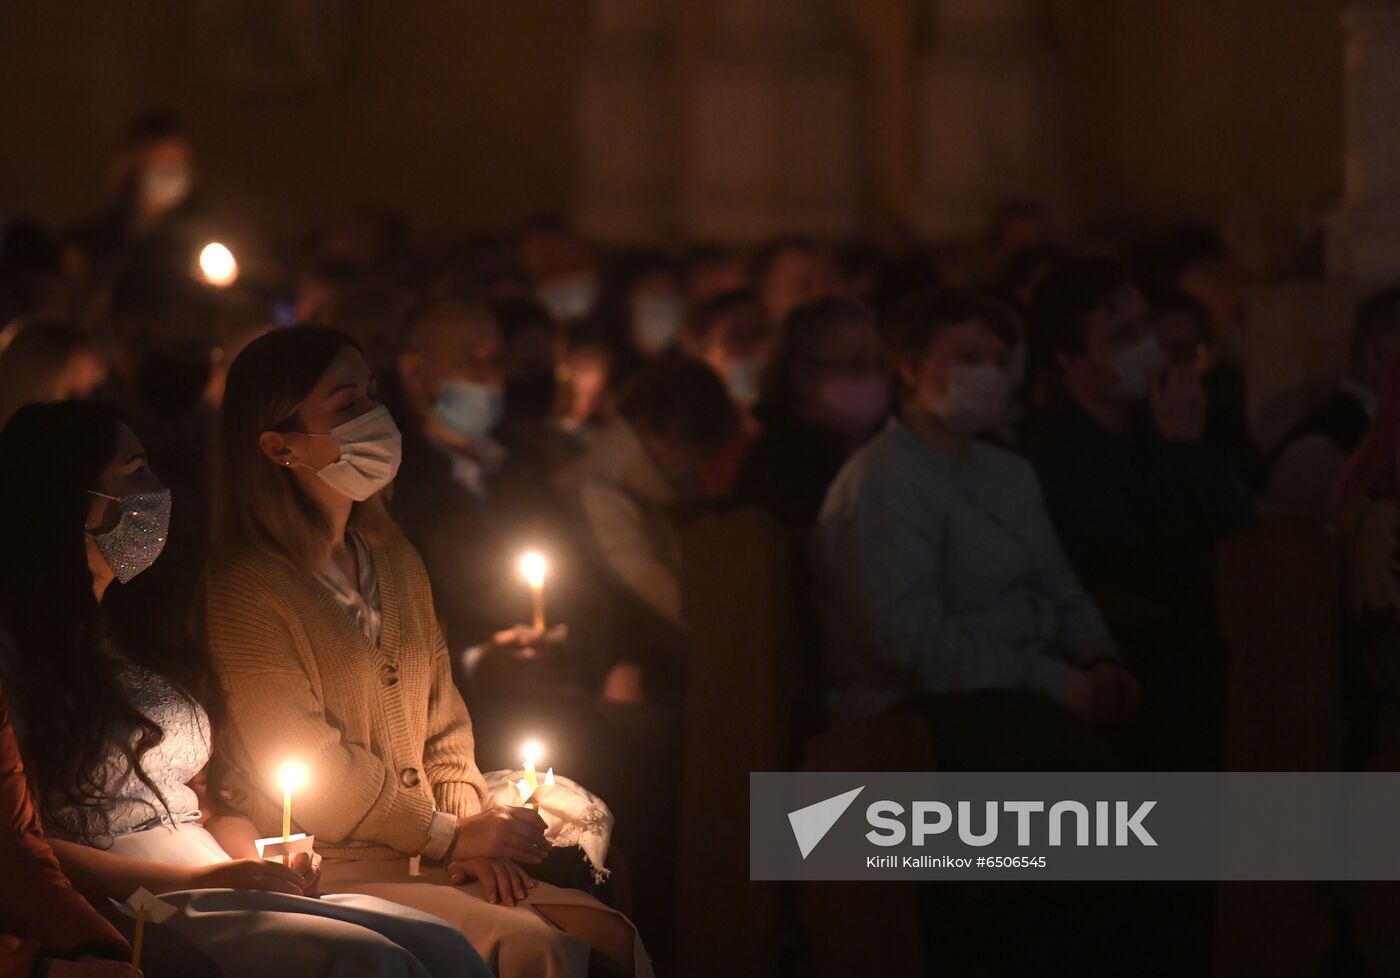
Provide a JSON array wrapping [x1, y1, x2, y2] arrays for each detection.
[[788, 786, 864, 858]]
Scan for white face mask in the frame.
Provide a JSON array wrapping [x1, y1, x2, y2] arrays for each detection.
[[725, 355, 766, 407], [1112, 334, 1166, 399], [926, 365, 1010, 436], [537, 273, 599, 322], [288, 404, 402, 501], [631, 294, 683, 355]]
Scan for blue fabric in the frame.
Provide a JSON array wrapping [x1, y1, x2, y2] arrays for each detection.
[[103, 889, 491, 978]]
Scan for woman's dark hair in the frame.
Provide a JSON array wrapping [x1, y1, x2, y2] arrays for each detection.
[[759, 296, 877, 411], [0, 401, 200, 836]]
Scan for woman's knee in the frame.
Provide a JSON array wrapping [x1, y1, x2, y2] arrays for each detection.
[[495, 912, 590, 977]]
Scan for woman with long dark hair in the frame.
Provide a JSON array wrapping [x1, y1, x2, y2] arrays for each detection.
[[202, 325, 649, 978], [0, 400, 489, 978]]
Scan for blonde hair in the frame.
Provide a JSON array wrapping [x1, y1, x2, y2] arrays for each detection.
[[213, 325, 395, 570]]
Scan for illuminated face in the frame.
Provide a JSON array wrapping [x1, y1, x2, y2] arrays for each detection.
[[279, 346, 382, 470]]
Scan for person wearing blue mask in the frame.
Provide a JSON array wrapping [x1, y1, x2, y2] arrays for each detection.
[[386, 307, 686, 962], [387, 299, 540, 648], [384, 300, 613, 759]]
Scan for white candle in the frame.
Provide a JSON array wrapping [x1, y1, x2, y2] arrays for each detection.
[[130, 909, 146, 978], [522, 740, 542, 792], [279, 762, 307, 843], [520, 552, 547, 631]]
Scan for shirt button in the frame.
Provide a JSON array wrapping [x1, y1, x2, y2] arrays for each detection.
[[381, 664, 399, 687], [400, 768, 420, 788]]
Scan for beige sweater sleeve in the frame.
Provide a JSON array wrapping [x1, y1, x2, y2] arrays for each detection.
[[424, 620, 489, 819], [202, 559, 436, 854]]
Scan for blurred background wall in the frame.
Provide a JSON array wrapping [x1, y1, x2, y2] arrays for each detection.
[[0, 0, 1345, 245]]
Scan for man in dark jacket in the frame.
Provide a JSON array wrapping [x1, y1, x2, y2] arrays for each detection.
[[1025, 257, 1253, 770]]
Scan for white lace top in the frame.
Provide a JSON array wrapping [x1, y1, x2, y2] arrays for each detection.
[[51, 663, 211, 844]]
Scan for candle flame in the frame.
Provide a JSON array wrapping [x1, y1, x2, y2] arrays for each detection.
[[520, 551, 547, 589], [521, 740, 543, 767], [278, 762, 307, 794], [198, 242, 238, 287]]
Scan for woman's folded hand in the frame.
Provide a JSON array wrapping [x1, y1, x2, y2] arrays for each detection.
[[446, 856, 538, 907]]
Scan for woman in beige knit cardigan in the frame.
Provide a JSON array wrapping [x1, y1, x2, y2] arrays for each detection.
[[201, 326, 648, 978]]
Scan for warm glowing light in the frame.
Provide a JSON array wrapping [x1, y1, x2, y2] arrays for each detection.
[[522, 741, 543, 768], [278, 762, 307, 794], [520, 552, 547, 590], [199, 242, 238, 287]]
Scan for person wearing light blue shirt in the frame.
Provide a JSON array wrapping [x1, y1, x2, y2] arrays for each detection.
[[813, 288, 1138, 749]]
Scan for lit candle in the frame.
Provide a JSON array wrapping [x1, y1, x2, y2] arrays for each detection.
[[522, 740, 542, 792], [279, 762, 306, 843], [514, 767, 555, 810], [520, 551, 547, 631], [198, 241, 238, 287]]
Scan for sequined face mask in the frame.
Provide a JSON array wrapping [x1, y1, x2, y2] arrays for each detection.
[[87, 488, 172, 583]]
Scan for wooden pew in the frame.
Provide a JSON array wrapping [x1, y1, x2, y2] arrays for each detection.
[[1213, 519, 1343, 978], [799, 709, 933, 978], [674, 507, 801, 978]]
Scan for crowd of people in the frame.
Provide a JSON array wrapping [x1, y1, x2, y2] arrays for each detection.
[[2, 111, 1399, 978]]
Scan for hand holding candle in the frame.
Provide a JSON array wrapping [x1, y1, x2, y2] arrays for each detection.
[[519, 551, 547, 631]]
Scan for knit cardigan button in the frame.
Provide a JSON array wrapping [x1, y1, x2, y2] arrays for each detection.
[[400, 767, 420, 788]]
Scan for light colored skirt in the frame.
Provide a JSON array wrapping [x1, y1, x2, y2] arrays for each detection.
[[107, 820, 231, 866], [320, 859, 654, 978]]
